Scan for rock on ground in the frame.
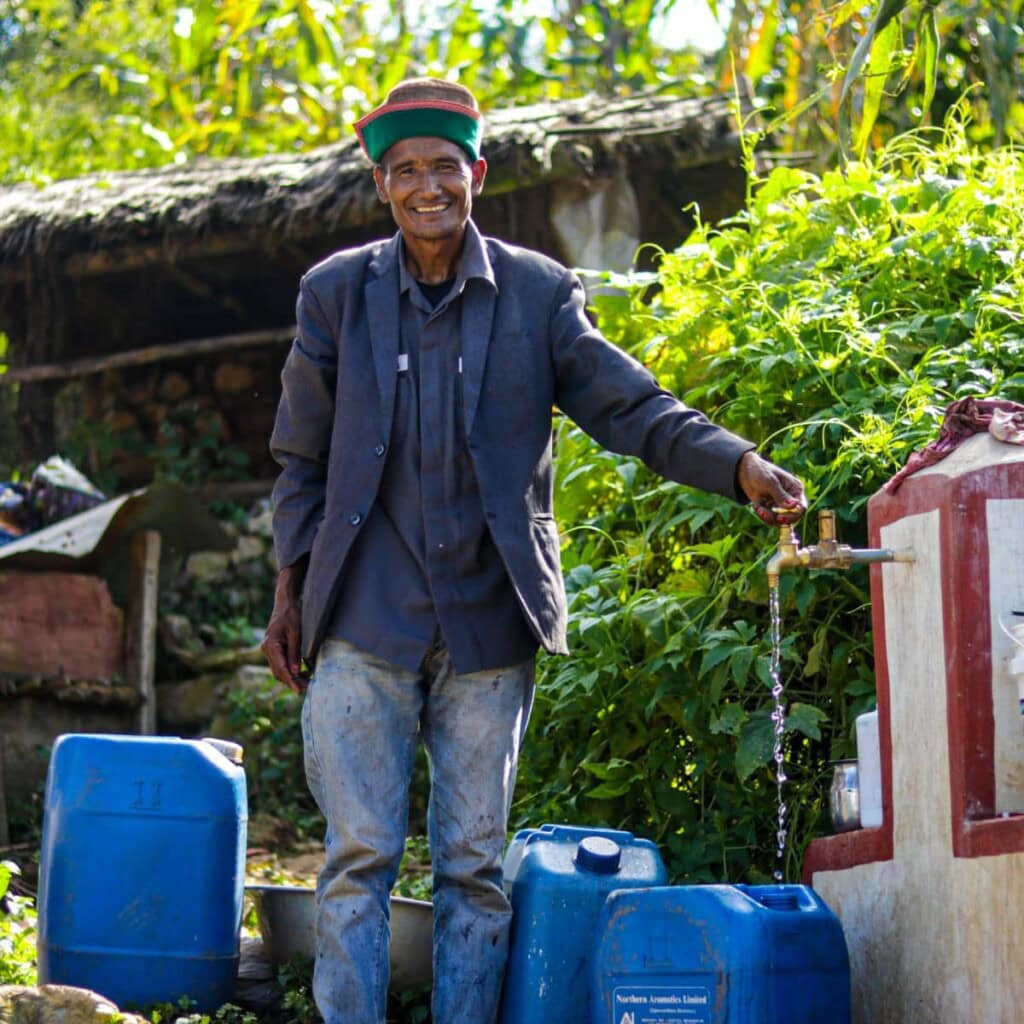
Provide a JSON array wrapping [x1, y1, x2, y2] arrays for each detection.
[[0, 985, 147, 1023]]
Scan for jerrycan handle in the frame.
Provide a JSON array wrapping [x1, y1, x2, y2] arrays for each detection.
[[737, 884, 819, 912], [532, 824, 635, 845]]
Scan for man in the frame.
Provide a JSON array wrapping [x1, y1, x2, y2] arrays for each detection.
[[263, 78, 805, 1024]]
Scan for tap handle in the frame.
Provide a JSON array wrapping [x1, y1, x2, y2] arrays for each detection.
[[771, 506, 803, 523], [772, 507, 801, 542]]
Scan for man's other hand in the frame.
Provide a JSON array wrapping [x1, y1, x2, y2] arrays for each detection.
[[736, 451, 807, 527], [261, 562, 310, 694]]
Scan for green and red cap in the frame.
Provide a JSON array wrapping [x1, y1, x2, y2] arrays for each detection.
[[355, 79, 483, 164]]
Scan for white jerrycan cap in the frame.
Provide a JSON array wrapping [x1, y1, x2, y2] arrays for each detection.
[[201, 737, 245, 765]]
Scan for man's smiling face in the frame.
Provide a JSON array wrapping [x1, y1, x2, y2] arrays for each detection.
[[374, 136, 487, 244]]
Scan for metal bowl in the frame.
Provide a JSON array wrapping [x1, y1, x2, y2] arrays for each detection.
[[246, 884, 433, 991], [830, 758, 861, 833]]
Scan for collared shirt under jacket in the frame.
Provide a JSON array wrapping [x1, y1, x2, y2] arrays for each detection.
[[324, 229, 538, 674]]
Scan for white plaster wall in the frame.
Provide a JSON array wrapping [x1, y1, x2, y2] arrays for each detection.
[[986, 498, 1024, 813], [914, 432, 1024, 480], [813, 860, 902, 1023], [814, 507, 1024, 1023], [956, 852, 1024, 1021]]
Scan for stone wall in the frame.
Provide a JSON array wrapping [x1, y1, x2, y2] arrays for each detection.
[[156, 497, 277, 736], [53, 348, 284, 489]]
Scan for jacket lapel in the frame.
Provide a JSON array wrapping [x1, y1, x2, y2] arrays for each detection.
[[460, 229, 497, 435], [365, 234, 402, 433]]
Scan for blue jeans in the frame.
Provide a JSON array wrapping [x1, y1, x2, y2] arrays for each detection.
[[302, 637, 535, 1024]]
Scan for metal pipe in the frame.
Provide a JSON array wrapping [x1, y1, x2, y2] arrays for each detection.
[[847, 548, 913, 566], [766, 509, 914, 588]]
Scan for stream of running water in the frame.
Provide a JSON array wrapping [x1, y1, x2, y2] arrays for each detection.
[[768, 582, 788, 882]]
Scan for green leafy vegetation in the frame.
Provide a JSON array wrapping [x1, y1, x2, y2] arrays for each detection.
[[1, 1, 1021, 186], [835, 0, 1024, 155], [702, 1, 1024, 161], [0, 0, 705, 185], [145, 999, 258, 1024], [221, 675, 322, 840], [515, 112, 1024, 882], [0, 860, 36, 984]]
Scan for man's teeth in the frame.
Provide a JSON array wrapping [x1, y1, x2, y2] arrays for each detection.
[[416, 204, 448, 212]]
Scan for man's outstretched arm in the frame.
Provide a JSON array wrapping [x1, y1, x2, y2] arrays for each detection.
[[550, 272, 806, 522]]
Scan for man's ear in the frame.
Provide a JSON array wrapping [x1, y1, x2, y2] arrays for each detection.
[[470, 157, 487, 196], [373, 164, 389, 204]]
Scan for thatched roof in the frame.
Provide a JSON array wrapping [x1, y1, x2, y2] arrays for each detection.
[[0, 91, 749, 467], [0, 93, 740, 277]]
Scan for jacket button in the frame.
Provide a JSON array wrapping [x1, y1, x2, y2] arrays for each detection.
[[349, 512, 362, 526], [374, 443, 387, 457]]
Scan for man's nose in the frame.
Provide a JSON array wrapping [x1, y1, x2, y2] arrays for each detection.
[[419, 171, 442, 195]]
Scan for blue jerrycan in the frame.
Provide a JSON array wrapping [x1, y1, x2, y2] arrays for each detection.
[[500, 824, 668, 1024], [590, 884, 851, 1024], [37, 734, 248, 1011]]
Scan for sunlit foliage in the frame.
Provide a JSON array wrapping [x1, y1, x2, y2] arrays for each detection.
[[516, 114, 1024, 881], [0, 0, 705, 184]]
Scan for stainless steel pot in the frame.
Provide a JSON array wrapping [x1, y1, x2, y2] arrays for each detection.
[[830, 759, 861, 833], [246, 884, 433, 991]]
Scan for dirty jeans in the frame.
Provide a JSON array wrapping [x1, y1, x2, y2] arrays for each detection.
[[302, 636, 535, 1024]]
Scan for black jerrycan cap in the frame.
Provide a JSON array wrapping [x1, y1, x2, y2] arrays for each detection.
[[574, 835, 622, 874]]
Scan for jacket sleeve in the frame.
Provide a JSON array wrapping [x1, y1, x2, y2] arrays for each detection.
[[550, 271, 754, 501], [270, 277, 338, 570]]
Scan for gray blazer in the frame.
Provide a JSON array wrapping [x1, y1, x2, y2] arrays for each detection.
[[270, 223, 754, 661]]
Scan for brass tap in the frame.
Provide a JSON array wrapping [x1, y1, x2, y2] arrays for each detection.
[[766, 509, 913, 588]]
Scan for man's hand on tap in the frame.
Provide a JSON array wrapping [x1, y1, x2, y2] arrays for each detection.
[[736, 451, 808, 527]]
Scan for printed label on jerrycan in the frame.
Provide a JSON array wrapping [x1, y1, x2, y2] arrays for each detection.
[[612, 986, 712, 1024]]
